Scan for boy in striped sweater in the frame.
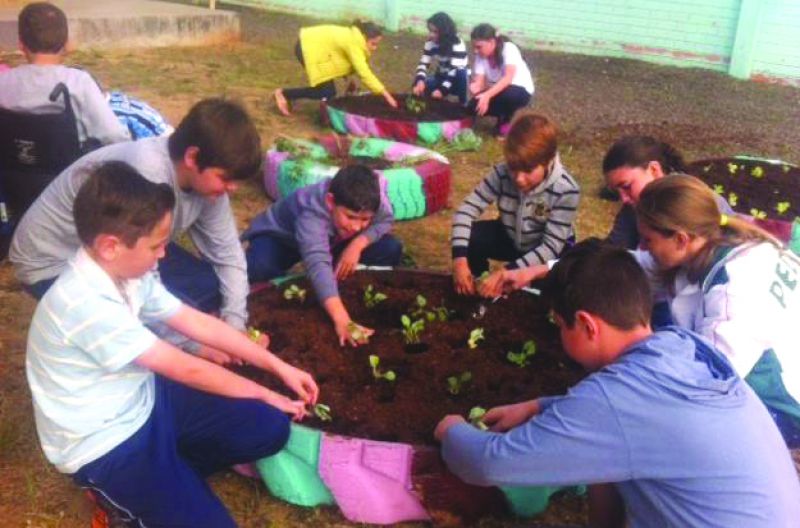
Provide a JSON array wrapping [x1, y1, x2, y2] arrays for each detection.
[[412, 12, 469, 104], [451, 113, 580, 295]]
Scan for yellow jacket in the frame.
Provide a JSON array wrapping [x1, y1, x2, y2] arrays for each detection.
[[299, 25, 386, 94]]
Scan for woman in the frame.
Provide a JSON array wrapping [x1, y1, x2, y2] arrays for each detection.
[[412, 12, 469, 104], [273, 21, 397, 115], [467, 24, 534, 136]]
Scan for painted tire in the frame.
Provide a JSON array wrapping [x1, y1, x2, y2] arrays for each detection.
[[322, 99, 473, 145], [240, 271, 583, 525], [263, 135, 452, 221]]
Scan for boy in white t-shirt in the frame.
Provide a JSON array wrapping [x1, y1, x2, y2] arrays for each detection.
[[468, 23, 534, 136]]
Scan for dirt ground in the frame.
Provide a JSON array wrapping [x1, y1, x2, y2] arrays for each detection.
[[1, 4, 798, 527]]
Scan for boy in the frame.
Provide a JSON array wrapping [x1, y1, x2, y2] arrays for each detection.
[[451, 113, 579, 295], [10, 98, 259, 331], [0, 2, 130, 148], [435, 240, 800, 527], [243, 165, 402, 347], [27, 161, 318, 527]]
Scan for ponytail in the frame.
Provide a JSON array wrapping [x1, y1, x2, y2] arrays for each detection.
[[602, 135, 686, 175], [471, 23, 510, 67], [353, 20, 383, 40]]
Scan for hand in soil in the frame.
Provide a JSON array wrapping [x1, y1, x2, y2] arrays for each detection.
[[434, 414, 467, 441], [477, 270, 507, 298], [275, 362, 319, 406], [273, 89, 291, 116], [264, 392, 310, 421], [412, 81, 425, 96], [453, 258, 476, 295], [431, 89, 443, 99], [482, 400, 541, 432], [383, 91, 399, 109], [337, 320, 374, 347]]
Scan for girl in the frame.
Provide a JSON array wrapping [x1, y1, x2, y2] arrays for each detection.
[[467, 24, 534, 136], [451, 113, 579, 295], [412, 12, 469, 104], [273, 21, 397, 116]]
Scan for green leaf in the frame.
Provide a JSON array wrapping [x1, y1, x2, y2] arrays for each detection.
[[401, 315, 411, 327], [369, 355, 380, 368], [384, 371, 396, 382]]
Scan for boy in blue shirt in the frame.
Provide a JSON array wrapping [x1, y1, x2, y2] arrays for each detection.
[[435, 239, 800, 527], [26, 161, 318, 527], [243, 165, 402, 347]]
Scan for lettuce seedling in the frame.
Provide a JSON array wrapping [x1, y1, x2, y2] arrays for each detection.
[[283, 284, 307, 302], [776, 202, 791, 215], [728, 192, 739, 207], [727, 162, 738, 175], [750, 208, 767, 220], [369, 355, 396, 382], [246, 326, 263, 343], [751, 166, 765, 178], [401, 315, 425, 344], [712, 184, 725, 195], [446, 371, 472, 395], [468, 406, 489, 430], [467, 328, 485, 349], [363, 285, 388, 308], [347, 321, 370, 345], [405, 96, 426, 114], [507, 340, 537, 367], [313, 403, 332, 422]]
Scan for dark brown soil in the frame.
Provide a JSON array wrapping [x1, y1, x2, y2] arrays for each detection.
[[241, 270, 584, 446], [687, 158, 800, 220], [328, 94, 470, 122]]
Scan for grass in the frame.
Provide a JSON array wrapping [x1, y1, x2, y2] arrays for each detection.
[[1, 4, 798, 526]]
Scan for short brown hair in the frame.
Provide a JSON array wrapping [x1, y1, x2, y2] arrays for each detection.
[[504, 113, 558, 173], [18, 2, 67, 54]]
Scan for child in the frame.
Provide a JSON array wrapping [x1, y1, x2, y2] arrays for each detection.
[[10, 98, 260, 332], [451, 113, 579, 296], [411, 12, 469, 104], [27, 161, 318, 527], [243, 165, 403, 347], [467, 24, 534, 136], [603, 135, 732, 249], [273, 21, 398, 115], [435, 240, 800, 526], [0, 2, 130, 148]]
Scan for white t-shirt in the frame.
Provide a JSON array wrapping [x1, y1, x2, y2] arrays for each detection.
[[473, 41, 534, 95]]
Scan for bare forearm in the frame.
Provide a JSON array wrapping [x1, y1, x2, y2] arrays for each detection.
[[323, 296, 350, 326]]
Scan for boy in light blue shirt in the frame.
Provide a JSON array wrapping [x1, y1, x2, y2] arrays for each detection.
[[27, 161, 318, 527], [435, 239, 800, 527]]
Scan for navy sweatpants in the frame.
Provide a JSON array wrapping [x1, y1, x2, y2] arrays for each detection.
[[73, 376, 289, 527]]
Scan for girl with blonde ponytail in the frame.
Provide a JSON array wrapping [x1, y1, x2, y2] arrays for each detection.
[[635, 174, 800, 447]]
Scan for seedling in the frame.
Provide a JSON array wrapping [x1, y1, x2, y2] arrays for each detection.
[[405, 96, 427, 114], [750, 208, 767, 220], [313, 403, 333, 422], [712, 184, 725, 195], [783, 165, 791, 174], [411, 294, 428, 318], [750, 166, 765, 178], [369, 355, 396, 382], [246, 326, 262, 343], [506, 340, 537, 367], [728, 192, 739, 207], [363, 285, 388, 308], [433, 305, 453, 322], [401, 315, 425, 344], [468, 406, 489, 431], [776, 202, 791, 215], [347, 321, 370, 345], [727, 162, 739, 175], [476, 271, 490, 283], [446, 371, 472, 395], [283, 284, 307, 302], [467, 328, 485, 349], [702, 164, 712, 173]]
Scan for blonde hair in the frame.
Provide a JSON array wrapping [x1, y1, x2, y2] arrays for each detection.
[[635, 174, 782, 283]]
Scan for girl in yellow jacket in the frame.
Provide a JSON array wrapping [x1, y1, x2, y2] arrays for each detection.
[[274, 21, 398, 115]]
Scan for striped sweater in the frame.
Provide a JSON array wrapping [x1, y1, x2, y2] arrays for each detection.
[[414, 38, 469, 96], [451, 156, 580, 268]]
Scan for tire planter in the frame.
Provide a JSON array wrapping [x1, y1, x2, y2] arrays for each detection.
[[321, 95, 473, 145], [264, 135, 452, 221], [239, 269, 585, 525], [688, 156, 800, 254]]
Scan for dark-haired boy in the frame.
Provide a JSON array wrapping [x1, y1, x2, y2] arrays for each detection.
[[0, 2, 130, 146], [435, 240, 800, 527], [10, 98, 259, 332], [27, 161, 317, 527], [243, 165, 403, 346]]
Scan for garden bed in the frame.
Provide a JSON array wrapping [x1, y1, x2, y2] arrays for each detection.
[[238, 270, 586, 525], [687, 156, 800, 252], [322, 94, 473, 145]]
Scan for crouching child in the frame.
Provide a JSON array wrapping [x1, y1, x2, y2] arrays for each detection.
[[435, 239, 800, 527], [243, 165, 403, 347], [26, 161, 318, 527]]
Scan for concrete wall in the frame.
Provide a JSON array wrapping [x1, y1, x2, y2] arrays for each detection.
[[226, 0, 800, 86]]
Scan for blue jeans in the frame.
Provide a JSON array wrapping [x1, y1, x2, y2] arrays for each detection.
[[421, 70, 468, 105], [73, 376, 289, 527], [246, 233, 403, 283]]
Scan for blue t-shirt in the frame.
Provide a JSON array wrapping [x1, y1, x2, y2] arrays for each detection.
[[441, 328, 800, 527]]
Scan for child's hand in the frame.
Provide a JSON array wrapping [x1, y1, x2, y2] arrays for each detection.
[[475, 92, 491, 116], [264, 391, 310, 421], [383, 91, 399, 109], [336, 320, 374, 347], [477, 270, 506, 298], [431, 89, 443, 99], [469, 81, 482, 96], [434, 414, 467, 441], [482, 400, 540, 432], [412, 81, 425, 96], [453, 258, 475, 295], [336, 239, 365, 280], [276, 362, 319, 405]]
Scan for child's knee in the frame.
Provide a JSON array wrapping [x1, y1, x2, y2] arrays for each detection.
[[253, 403, 291, 457]]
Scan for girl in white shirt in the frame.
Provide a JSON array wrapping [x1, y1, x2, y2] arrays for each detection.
[[468, 24, 534, 136]]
